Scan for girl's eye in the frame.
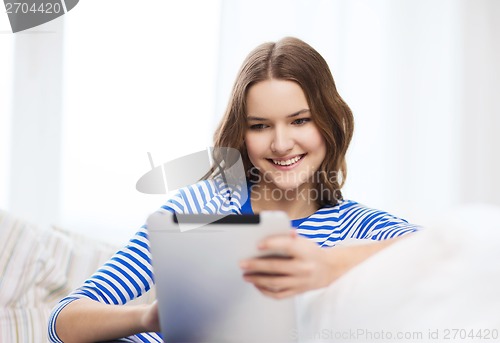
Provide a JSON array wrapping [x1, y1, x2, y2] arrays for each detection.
[[292, 118, 311, 125], [249, 123, 268, 130]]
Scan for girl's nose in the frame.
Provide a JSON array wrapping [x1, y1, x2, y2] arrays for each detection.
[[270, 128, 294, 154]]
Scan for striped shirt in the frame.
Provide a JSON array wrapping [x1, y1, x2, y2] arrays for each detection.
[[48, 178, 420, 342]]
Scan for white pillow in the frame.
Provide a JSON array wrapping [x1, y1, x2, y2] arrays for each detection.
[[0, 210, 122, 342], [296, 204, 500, 343]]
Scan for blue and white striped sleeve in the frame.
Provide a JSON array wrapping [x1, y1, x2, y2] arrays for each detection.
[[297, 201, 422, 247], [342, 202, 421, 241], [47, 223, 163, 343]]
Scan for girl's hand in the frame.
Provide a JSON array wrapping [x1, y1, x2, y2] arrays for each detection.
[[239, 232, 339, 299], [239, 232, 407, 299], [141, 300, 161, 333]]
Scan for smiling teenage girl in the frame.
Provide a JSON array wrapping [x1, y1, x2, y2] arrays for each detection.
[[48, 37, 420, 343]]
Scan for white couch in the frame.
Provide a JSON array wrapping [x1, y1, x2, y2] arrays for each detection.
[[2, 204, 499, 343], [0, 209, 154, 342], [296, 204, 500, 342]]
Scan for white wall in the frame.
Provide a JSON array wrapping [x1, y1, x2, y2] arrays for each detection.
[[59, 0, 221, 244], [0, 14, 14, 210], [334, 0, 463, 224], [458, 0, 500, 206]]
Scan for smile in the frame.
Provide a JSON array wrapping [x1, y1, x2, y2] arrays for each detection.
[[270, 154, 305, 167]]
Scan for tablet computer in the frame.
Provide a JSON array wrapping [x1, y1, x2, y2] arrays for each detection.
[[147, 211, 298, 343]]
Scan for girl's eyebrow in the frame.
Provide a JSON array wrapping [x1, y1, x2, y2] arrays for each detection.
[[247, 109, 310, 121]]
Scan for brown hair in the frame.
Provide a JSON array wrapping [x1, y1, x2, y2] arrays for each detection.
[[209, 37, 354, 207]]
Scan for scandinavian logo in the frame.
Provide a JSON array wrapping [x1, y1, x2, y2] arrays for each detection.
[[4, 0, 79, 33], [136, 148, 248, 231]]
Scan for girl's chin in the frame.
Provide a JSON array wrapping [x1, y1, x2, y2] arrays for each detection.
[[258, 180, 310, 193]]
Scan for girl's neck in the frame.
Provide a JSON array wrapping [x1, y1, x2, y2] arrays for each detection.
[[249, 181, 319, 220]]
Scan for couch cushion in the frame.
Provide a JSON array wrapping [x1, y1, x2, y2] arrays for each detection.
[[0, 210, 121, 342]]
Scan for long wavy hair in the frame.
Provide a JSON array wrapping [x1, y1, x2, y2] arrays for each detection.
[[207, 37, 354, 207]]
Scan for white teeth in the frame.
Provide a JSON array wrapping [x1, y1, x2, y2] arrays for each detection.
[[272, 155, 302, 166]]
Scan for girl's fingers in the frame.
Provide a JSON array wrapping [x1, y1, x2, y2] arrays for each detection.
[[257, 233, 302, 257], [255, 285, 299, 299], [240, 255, 296, 275]]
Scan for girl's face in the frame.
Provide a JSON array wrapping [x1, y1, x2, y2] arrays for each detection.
[[244, 79, 326, 191]]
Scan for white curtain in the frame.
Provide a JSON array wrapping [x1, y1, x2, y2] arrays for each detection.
[[1, 0, 499, 242]]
